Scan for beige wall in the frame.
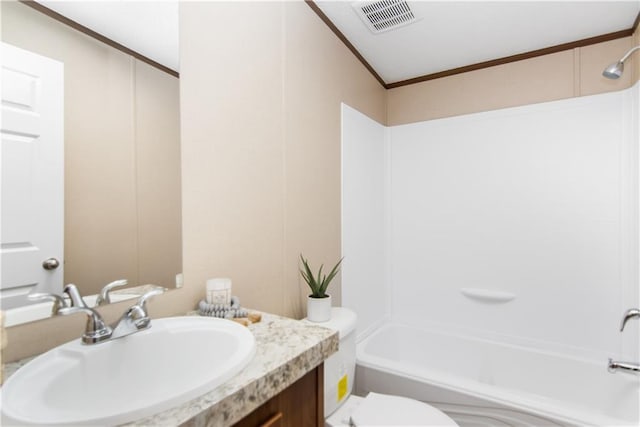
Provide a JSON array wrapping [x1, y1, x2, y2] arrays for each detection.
[[281, 2, 386, 317], [135, 61, 183, 288], [1, 1, 181, 296], [175, 1, 386, 320], [388, 36, 636, 125]]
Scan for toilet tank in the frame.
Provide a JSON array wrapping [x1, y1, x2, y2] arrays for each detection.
[[313, 307, 357, 417]]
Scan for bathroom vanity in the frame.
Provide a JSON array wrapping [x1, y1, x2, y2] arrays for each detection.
[[3, 312, 338, 427], [233, 366, 324, 427]]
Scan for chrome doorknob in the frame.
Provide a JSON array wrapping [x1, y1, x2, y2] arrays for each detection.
[[42, 258, 60, 270]]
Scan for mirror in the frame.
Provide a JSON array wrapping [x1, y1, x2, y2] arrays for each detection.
[[1, 1, 181, 326]]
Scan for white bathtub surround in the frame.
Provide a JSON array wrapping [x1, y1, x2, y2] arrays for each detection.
[[341, 104, 390, 339], [341, 83, 640, 426], [342, 83, 639, 361], [459, 288, 515, 304], [388, 86, 638, 361], [307, 294, 332, 322]]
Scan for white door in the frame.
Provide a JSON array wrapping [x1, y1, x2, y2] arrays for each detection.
[[1, 42, 64, 310]]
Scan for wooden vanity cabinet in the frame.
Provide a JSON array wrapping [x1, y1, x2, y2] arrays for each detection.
[[234, 364, 324, 427]]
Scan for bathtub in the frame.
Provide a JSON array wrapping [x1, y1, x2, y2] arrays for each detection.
[[355, 323, 639, 426]]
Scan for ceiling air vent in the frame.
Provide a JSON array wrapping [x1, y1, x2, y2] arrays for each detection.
[[353, 0, 418, 34]]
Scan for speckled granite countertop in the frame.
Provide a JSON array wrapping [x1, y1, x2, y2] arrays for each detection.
[[3, 312, 339, 427]]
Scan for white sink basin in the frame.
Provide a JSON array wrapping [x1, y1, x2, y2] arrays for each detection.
[[1, 316, 256, 426]]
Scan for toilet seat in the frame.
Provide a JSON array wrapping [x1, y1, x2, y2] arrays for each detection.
[[349, 392, 458, 426]]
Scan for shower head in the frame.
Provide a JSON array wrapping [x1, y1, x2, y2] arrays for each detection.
[[602, 61, 624, 79], [602, 45, 640, 79]]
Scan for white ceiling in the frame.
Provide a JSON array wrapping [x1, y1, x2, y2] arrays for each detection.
[[317, 1, 640, 84], [34, 1, 639, 84], [37, 1, 179, 72]]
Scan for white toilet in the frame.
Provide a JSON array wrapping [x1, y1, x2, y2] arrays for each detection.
[[310, 307, 458, 427]]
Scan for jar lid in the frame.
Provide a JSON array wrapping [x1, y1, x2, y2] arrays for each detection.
[[206, 278, 231, 289]]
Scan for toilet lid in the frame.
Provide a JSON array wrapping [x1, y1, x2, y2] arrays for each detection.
[[350, 393, 458, 426], [304, 307, 356, 339]]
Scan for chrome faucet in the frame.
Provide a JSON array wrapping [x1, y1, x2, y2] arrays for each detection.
[[608, 308, 640, 375], [608, 360, 640, 374], [64, 283, 90, 308], [111, 288, 164, 339], [29, 285, 164, 345], [29, 284, 113, 344], [95, 279, 128, 306], [58, 305, 114, 344], [27, 292, 68, 315]]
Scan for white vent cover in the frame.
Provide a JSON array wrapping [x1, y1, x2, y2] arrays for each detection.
[[352, 0, 418, 34]]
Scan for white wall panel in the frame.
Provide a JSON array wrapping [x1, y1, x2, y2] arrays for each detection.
[[622, 83, 640, 360], [341, 103, 389, 340], [389, 88, 637, 360]]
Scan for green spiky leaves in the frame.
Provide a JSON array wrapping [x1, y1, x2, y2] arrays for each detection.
[[299, 254, 343, 298]]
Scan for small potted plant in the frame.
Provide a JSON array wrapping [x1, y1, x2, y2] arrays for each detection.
[[299, 254, 342, 322]]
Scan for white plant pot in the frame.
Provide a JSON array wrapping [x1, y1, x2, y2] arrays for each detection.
[[307, 294, 332, 322]]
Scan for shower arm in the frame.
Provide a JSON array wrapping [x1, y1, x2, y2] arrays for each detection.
[[619, 46, 640, 63]]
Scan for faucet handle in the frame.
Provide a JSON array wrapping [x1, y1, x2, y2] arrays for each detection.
[[63, 284, 89, 308], [27, 292, 68, 315], [110, 288, 166, 339], [620, 308, 640, 332], [95, 279, 128, 306], [57, 306, 113, 344], [137, 288, 165, 313]]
